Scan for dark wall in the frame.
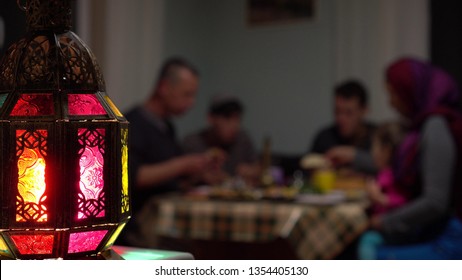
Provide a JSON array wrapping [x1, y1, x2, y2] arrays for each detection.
[[431, 0, 462, 91], [0, 1, 26, 57], [0, 1, 78, 58]]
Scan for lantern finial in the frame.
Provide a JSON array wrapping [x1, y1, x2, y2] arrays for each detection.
[[24, 0, 72, 32]]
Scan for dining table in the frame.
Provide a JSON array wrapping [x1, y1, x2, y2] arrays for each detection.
[[135, 190, 369, 260]]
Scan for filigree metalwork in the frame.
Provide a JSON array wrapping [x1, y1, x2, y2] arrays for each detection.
[[60, 34, 97, 88], [77, 191, 106, 219], [16, 129, 48, 161], [26, 0, 71, 31], [18, 36, 56, 88], [78, 128, 105, 155], [15, 129, 48, 222], [16, 194, 48, 222], [0, 33, 105, 92], [77, 128, 106, 219], [23, 36, 51, 84], [0, 0, 104, 92], [0, 38, 27, 90]]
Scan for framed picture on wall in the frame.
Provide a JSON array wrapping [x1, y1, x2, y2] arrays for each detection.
[[247, 0, 315, 26]]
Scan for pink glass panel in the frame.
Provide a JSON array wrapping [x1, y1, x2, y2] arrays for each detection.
[[68, 230, 108, 253], [10, 94, 54, 116], [68, 94, 106, 115], [77, 128, 105, 219], [11, 234, 54, 255], [16, 130, 48, 222]]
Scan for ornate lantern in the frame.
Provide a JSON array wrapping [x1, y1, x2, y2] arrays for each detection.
[[0, 0, 130, 259]]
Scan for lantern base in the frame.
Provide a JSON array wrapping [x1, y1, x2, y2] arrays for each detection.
[[0, 245, 194, 260], [0, 248, 123, 260], [100, 248, 124, 260]]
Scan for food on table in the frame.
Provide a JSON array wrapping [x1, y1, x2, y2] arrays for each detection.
[[300, 153, 331, 170]]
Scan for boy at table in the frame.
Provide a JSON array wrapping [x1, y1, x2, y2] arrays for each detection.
[[309, 80, 376, 173], [183, 94, 260, 185]]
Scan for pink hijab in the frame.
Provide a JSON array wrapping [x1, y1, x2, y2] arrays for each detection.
[[386, 58, 462, 216]]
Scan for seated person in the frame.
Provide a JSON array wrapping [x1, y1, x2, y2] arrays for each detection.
[[183, 94, 260, 185], [119, 57, 216, 246], [309, 80, 376, 172], [358, 57, 462, 260], [366, 121, 408, 215]]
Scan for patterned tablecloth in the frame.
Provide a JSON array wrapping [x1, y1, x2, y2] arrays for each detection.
[[137, 196, 368, 259]]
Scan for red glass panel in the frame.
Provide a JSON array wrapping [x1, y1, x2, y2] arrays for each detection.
[[10, 94, 54, 116], [77, 128, 106, 219], [16, 130, 48, 222], [68, 94, 106, 115], [11, 234, 54, 255], [68, 230, 108, 253]]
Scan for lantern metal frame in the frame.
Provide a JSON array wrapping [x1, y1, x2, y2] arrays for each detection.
[[0, 0, 130, 259]]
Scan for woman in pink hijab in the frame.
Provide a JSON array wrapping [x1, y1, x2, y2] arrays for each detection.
[[359, 57, 462, 259]]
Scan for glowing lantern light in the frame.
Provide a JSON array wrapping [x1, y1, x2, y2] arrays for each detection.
[[0, 0, 130, 259]]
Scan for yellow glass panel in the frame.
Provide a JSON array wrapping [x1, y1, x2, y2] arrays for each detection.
[[104, 96, 123, 117], [16, 130, 48, 222], [121, 129, 129, 213], [102, 223, 126, 251], [0, 235, 13, 259]]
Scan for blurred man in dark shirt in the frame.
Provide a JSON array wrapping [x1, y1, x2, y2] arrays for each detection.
[[310, 80, 375, 168], [120, 57, 215, 246]]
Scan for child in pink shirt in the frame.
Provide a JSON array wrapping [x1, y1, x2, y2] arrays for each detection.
[[367, 122, 407, 214]]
